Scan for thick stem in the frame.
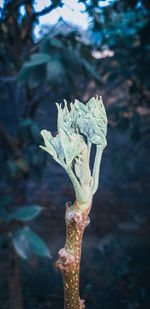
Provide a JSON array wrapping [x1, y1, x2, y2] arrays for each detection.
[[56, 201, 92, 309]]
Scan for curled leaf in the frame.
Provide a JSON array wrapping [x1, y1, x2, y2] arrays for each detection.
[[60, 129, 82, 166], [40, 130, 56, 157]]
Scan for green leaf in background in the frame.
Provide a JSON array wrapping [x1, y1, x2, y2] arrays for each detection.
[[22, 226, 51, 258], [40, 38, 52, 53], [18, 64, 46, 88], [12, 226, 51, 259], [19, 118, 32, 128], [12, 228, 31, 259], [47, 58, 65, 83], [50, 37, 63, 49], [24, 53, 51, 67], [10, 205, 42, 221]]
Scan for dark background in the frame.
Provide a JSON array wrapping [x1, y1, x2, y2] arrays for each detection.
[[0, 0, 150, 308]]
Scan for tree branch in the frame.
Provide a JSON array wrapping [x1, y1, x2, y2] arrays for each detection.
[[33, 2, 63, 18], [2, 0, 63, 21]]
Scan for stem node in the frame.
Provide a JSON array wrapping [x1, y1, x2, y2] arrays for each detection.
[[80, 299, 85, 309], [56, 248, 75, 271]]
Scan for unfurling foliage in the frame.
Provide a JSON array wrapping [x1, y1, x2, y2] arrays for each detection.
[[40, 96, 107, 204]]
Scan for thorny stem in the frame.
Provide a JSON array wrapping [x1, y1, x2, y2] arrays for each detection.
[[56, 200, 92, 309]]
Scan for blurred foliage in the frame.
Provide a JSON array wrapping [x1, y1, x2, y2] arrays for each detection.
[[81, 0, 150, 177], [92, 2, 150, 91], [0, 195, 51, 259], [0, 235, 149, 309], [3, 117, 47, 182], [0, 0, 150, 308], [0, 0, 63, 74], [0, 194, 51, 309], [18, 31, 101, 90], [84, 0, 150, 119]]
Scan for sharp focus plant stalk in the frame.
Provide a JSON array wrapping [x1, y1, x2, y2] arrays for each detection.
[[56, 201, 92, 309], [40, 96, 107, 308]]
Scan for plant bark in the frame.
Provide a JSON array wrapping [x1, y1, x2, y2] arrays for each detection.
[[56, 200, 92, 309]]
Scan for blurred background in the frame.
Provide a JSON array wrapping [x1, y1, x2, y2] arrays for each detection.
[[0, 0, 150, 308]]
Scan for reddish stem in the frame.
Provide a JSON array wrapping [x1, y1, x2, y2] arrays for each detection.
[[56, 201, 91, 309]]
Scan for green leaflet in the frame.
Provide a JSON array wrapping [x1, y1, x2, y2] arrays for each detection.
[[9, 205, 42, 221], [40, 130, 57, 158], [24, 53, 51, 67], [74, 99, 88, 113], [12, 226, 51, 259], [72, 97, 107, 145], [52, 135, 65, 162], [87, 96, 107, 136], [40, 130, 65, 163], [60, 129, 82, 166], [76, 112, 105, 145], [56, 101, 75, 134]]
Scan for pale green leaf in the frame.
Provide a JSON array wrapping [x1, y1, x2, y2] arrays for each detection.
[[40, 130, 57, 158], [24, 53, 51, 67], [60, 129, 82, 165], [12, 226, 51, 259], [47, 59, 65, 83], [10, 205, 42, 221], [12, 228, 32, 259], [22, 226, 51, 258]]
